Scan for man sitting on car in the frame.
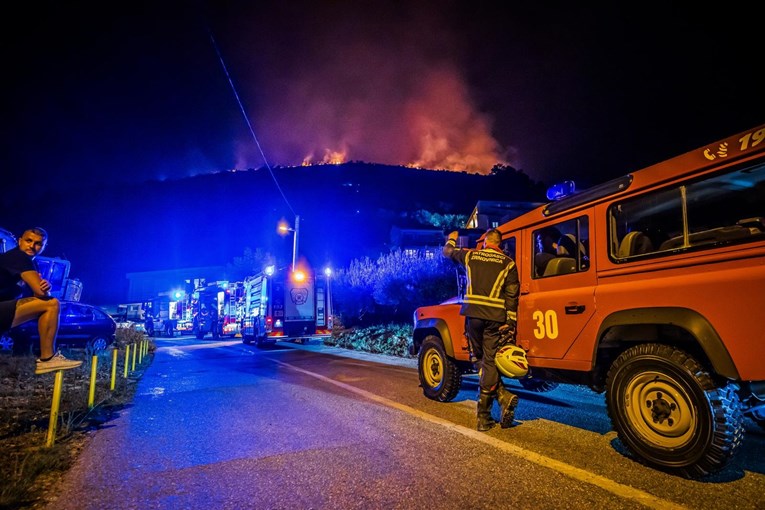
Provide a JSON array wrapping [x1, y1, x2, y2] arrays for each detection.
[[0, 227, 82, 374]]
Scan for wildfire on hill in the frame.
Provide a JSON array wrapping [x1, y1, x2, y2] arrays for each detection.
[[231, 6, 518, 176]]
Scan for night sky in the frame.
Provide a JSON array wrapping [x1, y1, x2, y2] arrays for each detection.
[[2, 1, 763, 303], [4, 1, 762, 199]]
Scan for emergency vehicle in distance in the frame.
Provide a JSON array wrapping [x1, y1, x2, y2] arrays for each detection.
[[241, 262, 332, 348], [411, 123, 765, 479], [192, 280, 243, 339], [143, 293, 194, 337]]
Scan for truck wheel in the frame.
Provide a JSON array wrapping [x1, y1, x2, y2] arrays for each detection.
[[242, 335, 252, 345], [605, 343, 744, 478], [518, 377, 559, 393], [418, 335, 462, 402]]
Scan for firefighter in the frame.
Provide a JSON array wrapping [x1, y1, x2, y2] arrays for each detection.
[[443, 229, 520, 431], [210, 307, 219, 338], [144, 311, 155, 336]]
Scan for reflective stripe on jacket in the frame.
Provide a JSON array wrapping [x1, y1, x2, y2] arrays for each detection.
[[444, 240, 519, 323]]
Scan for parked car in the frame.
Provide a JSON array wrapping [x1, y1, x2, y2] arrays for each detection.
[[113, 316, 147, 334], [2, 300, 117, 354]]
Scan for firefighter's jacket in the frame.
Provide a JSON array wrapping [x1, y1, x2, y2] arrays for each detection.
[[443, 240, 519, 324]]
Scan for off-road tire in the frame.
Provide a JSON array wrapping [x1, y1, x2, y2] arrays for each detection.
[[605, 343, 744, 478], [518, 377, 560, 393], [418, 335, 462, 402]]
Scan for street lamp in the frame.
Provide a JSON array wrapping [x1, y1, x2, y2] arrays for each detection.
[[278, 215, 300, 270]]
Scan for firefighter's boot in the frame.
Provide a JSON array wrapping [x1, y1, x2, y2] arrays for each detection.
[[477, 389, 496, 432], [495, 383, 519, 429]]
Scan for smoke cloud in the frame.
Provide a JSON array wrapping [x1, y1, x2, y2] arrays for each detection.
[[229, 2, 516, 174]]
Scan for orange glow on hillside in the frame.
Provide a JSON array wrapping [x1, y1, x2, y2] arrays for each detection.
[[302, 148, 348, 166]]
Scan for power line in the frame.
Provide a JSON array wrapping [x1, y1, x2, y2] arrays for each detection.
[[206, 26, 295, 217]]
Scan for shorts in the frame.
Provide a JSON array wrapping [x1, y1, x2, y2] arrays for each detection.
[[0, 300, 17, 334]]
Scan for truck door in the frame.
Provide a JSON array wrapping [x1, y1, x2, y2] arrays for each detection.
[[517, 214, 596, 361]]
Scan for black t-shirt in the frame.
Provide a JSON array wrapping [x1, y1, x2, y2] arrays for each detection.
[[0, 248, 35, 300]]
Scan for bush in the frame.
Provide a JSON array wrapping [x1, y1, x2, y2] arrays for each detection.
[[115, 327, 150, 349], [328, 323, 415, 358], [333, 250, 456, 326]]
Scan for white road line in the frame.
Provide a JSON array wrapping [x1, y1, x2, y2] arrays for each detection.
[[273, 358, 688, 510], [156, 340, 240, 352]]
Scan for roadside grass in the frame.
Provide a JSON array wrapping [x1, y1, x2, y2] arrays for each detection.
[[0, 328, 151, 510], [0, 323, 410, 509]]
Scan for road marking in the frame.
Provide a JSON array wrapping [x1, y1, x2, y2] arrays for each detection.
[[156, 340, 240, 352], [273, 358, 688, 510]]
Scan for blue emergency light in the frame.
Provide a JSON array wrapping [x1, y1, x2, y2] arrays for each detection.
[[546, 180, 576, 201]]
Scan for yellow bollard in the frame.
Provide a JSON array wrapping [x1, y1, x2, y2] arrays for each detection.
[[88, 355, 98, 409], [124, 344, 130, 378], [46, 370, 64, 447], [110, 348, 118, 390], [131, 341, 137, 371]]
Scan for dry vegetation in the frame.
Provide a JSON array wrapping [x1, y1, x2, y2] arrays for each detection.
[[0, 329, 152, 510]]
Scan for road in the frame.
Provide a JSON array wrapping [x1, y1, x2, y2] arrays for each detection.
[[44, 336, 764, 509]]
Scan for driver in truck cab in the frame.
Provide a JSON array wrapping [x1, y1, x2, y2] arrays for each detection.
[[443, 228, 520, 431]]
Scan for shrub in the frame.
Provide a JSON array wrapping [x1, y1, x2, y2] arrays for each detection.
[[328, 323, 415, 358], [333, 250, 456, 326], [115, 327, 150, 349]]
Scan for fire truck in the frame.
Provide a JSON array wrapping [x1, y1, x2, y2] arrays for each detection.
[[144, 293, 192, 337], [192, 280, 243, 339], [241, 263, 332, 348]]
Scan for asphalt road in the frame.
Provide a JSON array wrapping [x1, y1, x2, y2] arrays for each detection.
[[43, 336, 764, 509]]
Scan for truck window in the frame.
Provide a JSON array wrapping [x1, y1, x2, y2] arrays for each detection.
[[609, 161, 765, 260], [532, 217, 589, 278], [501, 235, 516, 261]]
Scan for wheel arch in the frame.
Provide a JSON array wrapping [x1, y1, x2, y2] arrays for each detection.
[[413, 317, 457, 357], [596, 307, 739, 380]]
